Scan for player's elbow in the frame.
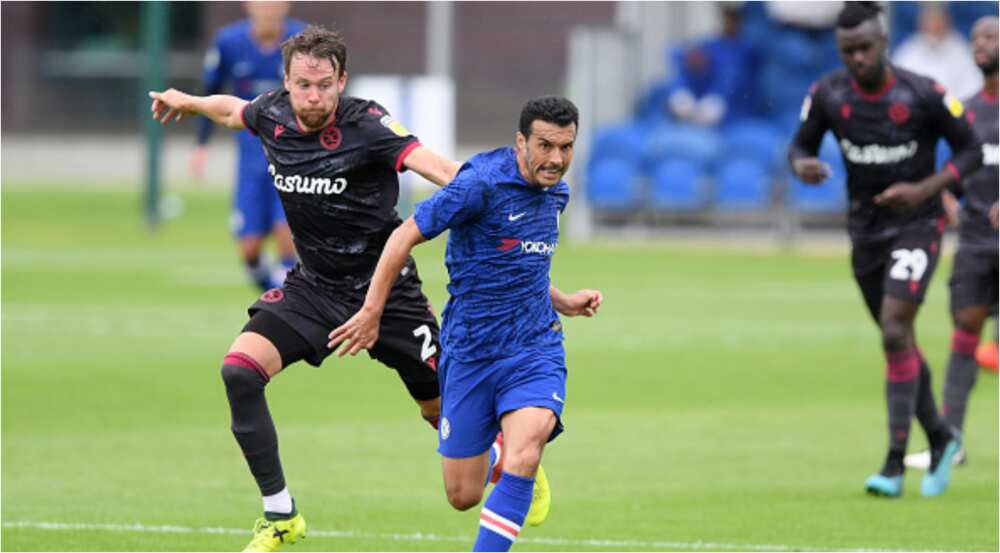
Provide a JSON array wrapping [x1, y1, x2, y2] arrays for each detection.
[[392, 217, 427, 247]]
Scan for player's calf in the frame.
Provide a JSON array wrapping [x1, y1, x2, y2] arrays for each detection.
[[221, 354, 287, 500]]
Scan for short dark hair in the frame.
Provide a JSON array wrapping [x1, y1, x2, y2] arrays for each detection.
[[518, 96, 579, 137], [837, 1, 883, 30], [282, 25, 348, 77]]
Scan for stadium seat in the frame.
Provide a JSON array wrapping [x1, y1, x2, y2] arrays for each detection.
[[588, 122, 646, 169], [721, 119, 785, 170], [649, 158, 705, 211], [641, 122, 722, 171], [586, 157, 643, 211], [713, 158, 772, 211]]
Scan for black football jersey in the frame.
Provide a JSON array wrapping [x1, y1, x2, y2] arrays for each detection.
[[958, 91, 999, 252], [790, 66, 982, 242], [241, 91, 421, 283]]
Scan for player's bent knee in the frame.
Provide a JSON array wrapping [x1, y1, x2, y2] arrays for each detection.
[[221, 352, 270, 398], [879, 317, 910, 352], [444, 482, 483, 511], [503, 446, 543, 476]]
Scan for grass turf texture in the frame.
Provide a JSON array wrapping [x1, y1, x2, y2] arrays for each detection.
[[2, 184, 997, 551]]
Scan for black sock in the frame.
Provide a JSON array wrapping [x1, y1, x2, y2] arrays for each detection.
[[913, 354, 951, 449], [882, 449, 905, 476], [885, 350, 919, 466], [222, 354, 286, 496], [943, 329, 981, 434]]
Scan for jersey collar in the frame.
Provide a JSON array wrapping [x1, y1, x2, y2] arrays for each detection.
[[850, 74, 897, 102]]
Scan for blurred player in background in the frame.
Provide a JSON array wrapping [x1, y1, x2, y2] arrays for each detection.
[[905, 15, 999, 471], [330, 96, 602, 552], [789, 2, 982, 498], [151, 26, 468, 551], [194, 1, 305, 292]]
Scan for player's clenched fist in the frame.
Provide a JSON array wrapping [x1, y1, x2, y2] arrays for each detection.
[[791, 157, 832, 184], [148, 88, 196, 124]]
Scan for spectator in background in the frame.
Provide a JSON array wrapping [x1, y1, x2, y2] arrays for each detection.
[[765, 1, 842, 30], [893, 2, 983, 99], [639, 3, 759, 127]]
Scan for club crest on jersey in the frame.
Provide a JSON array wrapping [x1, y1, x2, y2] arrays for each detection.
[[379, 115, 410, 137], [320, 126, 342, 150], [261, 288, 284, 303], [888, 102, 910, 124], [274, 124, 285, 139]]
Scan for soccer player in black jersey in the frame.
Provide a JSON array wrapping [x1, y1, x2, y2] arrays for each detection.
[[906, 16, 999, 472], [150, 26, 466, 551], [788, 2, 983, 498]]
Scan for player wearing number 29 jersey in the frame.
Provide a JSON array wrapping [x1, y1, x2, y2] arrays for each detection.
[[788, 2, 981, 499]]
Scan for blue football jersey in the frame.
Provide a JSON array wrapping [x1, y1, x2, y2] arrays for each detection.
[[198, 18, 307, 150], [414, 147, 570, 362]]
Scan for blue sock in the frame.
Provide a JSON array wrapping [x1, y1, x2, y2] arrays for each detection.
[[246, 258, 277, 292], [484, 441, 500, 488], [473, 471, 534, 552]]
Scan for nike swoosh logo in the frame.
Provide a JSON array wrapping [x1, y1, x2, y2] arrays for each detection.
[[552, 392, 564, 403], [508, 212, 526, 221]]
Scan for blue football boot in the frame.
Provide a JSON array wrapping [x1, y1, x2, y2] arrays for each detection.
[[921, 438, 961, 497]]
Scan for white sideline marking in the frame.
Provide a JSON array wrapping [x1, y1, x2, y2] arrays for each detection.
[[2, 520, 909, 552]]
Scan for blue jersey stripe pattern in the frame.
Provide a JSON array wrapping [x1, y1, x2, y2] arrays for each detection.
[[414, 147, 570, 362]]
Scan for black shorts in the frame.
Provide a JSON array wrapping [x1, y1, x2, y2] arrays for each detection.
[[949, 246, 999, 312], [246, 258, 441, 401], [851, 223, 943, 321]]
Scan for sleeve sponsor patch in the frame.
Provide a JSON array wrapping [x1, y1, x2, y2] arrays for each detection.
[[380, 114, 410, 137], [799, 94, 813, 122], [943, 92, 964, 118]]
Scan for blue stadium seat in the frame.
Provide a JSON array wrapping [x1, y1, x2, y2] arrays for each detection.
[[789, 135, 847, 213], [722, 119, 785, 170], [714, 158, 772, 211], [641, 123, 722, 171], [586, 157, 643, 211], [649, 158, 705, 210], [588, 122, 645, 169]]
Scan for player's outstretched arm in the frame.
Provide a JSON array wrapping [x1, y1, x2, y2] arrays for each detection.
[[550, 285, 603, 318], [402, 146, 462, 186], [148, 89, 248, 130], [327, 217, 428, 356]]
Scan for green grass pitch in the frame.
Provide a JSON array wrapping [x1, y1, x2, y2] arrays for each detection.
[[2, 184, 997, 551]]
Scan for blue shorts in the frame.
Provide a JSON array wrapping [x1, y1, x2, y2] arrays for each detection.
[[437, 344, 566, 458], [230, 148, 287, 239]]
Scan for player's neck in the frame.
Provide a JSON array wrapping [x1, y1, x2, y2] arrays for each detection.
[[984, 74, 998, 102], [857, 65, 893, 94]]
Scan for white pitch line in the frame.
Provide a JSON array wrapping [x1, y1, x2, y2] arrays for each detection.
[[2, 520, 913, 552]]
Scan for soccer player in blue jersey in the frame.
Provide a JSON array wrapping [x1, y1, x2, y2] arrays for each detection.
[[329, 96, 603, 551], [193, 1, 305, 291]]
